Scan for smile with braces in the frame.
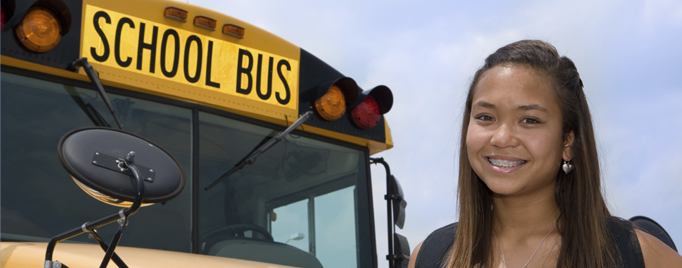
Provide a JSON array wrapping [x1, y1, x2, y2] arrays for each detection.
[[487, 158, 527, 168]]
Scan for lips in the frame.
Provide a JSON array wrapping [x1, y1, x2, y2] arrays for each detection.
[[487, 157, 527, 168]]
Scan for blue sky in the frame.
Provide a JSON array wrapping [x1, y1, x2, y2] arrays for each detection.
[[189, 0, 682, 266]]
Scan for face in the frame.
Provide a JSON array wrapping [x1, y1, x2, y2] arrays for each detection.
[[466, 64, 573, 197]]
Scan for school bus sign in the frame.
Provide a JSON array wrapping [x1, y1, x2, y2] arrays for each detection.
[[81, 5, 300, 120]]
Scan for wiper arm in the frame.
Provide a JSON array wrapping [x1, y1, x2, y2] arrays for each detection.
[[64, 86, 111, 128], [205, 111, 314, 190], [71, 57, 123, 129]]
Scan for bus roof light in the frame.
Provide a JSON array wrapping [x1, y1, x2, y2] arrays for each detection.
[[223, 24, 245, 38], [15, 7, 62, 53], [313, 77, 359, 121], [315, 85, 346, 121], [194, 16, 216, 31], [351, 95, 381, 129], [164, 7, 188, 22], [351, 86, 393, 129]]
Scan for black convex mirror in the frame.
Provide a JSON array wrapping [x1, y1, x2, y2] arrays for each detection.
[[390, 175, 407, 229], [58, 127, 185, 206]]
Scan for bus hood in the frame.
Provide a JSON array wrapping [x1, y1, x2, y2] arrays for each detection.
[[0, 242, 295, 268]]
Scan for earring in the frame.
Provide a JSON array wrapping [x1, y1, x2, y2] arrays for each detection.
[[562, 160, 574, 175]]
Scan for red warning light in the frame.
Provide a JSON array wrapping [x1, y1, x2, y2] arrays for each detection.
[[351, 95, 382, 129]]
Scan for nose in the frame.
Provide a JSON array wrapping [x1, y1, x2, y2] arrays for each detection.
[[489, 123, 519, 148]]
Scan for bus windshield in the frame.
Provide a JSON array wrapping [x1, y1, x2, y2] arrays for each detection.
[[1, 70, 371, 268]]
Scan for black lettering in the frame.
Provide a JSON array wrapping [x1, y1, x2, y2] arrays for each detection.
[[205, 41, 220, 88], [160, 29, 180, 78], [90, 11, 110, 62], [276, 60, 291, 105], [183, 35, 202, 83], [236, 49, 253, 95], [256, 56, 273, 100], [136, 23, 159, 73], [115, 17, 134, 67], [255, 54, 263, 99]]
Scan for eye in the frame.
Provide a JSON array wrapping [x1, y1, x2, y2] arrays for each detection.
[[521, 117, 541, 124], [474, 114, 494, 121]]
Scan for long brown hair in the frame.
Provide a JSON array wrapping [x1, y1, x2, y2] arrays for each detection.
[[447, 40, 619, 268]]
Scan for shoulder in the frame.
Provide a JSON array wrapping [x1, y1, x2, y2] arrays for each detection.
[[607, 216, 682, 268], [635, 228, 682, 267], [410, 223, 458, 268]]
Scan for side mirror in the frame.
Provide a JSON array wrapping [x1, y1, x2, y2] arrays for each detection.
[[393, 233, 411, 268], [390, 175, 407, 229], [46, 127, 186, 268], [370, 157, 410, 268], [59, 127, 185, 205]]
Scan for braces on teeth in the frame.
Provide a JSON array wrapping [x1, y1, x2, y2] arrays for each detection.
[[488, 158, 526, 168]]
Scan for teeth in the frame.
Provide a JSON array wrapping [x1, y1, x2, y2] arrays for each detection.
[[488, 158, 526, 168]]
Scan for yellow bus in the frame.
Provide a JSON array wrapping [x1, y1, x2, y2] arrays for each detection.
[[0, 0, 410, 267]]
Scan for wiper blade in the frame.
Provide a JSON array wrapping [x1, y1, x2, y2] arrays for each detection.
[[205, 111, 314, 190], [70, 57, 123, 129]]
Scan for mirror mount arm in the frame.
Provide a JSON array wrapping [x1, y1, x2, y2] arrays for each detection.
[[44, 152, 145, 268], [370, 157, 397, 268]]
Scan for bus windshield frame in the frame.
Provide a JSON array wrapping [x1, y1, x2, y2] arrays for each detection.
[[0, 66, 378, 268]]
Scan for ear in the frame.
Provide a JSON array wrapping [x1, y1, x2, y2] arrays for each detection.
[[563, 131, 575, 161]]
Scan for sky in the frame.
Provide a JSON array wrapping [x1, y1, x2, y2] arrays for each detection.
[[186, 0, 682, 266]]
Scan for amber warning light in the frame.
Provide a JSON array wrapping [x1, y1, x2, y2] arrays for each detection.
[[313, 77, 360, 121], [315, 85, 346, 121], [16, 7, 62, 53]]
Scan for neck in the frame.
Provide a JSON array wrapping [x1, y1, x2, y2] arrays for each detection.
[[492, 187, 560, 236]]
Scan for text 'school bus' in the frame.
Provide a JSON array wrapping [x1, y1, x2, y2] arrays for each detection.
[[1, 0, 412, 268]]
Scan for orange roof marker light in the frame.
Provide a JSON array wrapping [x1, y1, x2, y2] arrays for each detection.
[[223, 24, 245, 39], [15, 7, 62, 53], [314, 77, 359, 121], [194, 16, 216, 31], [351, 86, 393, 129], [164, 7, 188, 22], [315, 85, 346, 121]]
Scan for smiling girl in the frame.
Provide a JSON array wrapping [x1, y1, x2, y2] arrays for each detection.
[[409, 40, 682, 268]]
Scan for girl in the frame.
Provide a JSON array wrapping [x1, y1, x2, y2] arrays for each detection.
[[409, 40, 682, 268]]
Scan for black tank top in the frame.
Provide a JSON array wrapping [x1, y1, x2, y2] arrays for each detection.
[[414, 217, 644, 268]]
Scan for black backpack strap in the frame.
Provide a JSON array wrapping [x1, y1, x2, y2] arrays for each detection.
[[415, 223, 457, 268], [608, 216, 645, 268]]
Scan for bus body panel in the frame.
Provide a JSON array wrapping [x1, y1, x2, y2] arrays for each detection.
[[0, 242, 296, 268]]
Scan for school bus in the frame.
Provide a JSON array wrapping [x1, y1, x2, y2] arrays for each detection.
[[0, 0, 410, 267]]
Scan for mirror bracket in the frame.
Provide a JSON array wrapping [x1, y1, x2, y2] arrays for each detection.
[[370, 157, 410, 268], [45, 157, 145, 268], [92, 151, 156, 182]]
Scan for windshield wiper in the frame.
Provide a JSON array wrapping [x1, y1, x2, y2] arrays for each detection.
[[205, 111, 314, 190], [70, 57, 123, 129]]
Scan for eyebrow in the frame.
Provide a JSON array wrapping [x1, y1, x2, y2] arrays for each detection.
[[473, 101, 495, 109], [518, 104, 548, 113], [473, 101, 548, 113]]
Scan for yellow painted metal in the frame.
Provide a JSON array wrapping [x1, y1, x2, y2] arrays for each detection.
[[0, 242, 297, 268], [79, 1, 299, 123], [2, 0, 393, 154]]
